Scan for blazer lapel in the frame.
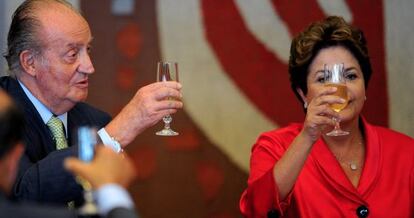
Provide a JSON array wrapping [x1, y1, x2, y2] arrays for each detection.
[[5, 78, 56, 159], [356, 119, 381, 197], [309, 118, 381, 205]]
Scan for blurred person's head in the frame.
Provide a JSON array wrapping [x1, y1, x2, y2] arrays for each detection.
[[0, 90, 25, 195], [4, 0, 95, 115], [288, 16, 372, 112]]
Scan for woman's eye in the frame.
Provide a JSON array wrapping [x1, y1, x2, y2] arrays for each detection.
[[317, 77, 325, 83], [345, 73, 357, 81]]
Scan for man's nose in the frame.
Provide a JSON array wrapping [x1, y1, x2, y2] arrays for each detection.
[[78, 52, 95, 74]]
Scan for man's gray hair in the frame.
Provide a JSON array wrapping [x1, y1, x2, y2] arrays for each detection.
[[3, 0, 76, 76]]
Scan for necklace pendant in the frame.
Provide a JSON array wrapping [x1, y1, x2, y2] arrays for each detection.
[[350, 163, 358, 171]]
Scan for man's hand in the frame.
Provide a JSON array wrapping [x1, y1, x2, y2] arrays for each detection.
[[64, 146, 136, 189], [105, 81, 183, 146]]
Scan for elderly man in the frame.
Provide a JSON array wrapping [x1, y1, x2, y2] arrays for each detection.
[[1, 0, 182, 205], [0, 89, 138, 218]]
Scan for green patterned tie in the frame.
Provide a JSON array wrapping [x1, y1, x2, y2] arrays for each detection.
[[47, 116, 68, 150]]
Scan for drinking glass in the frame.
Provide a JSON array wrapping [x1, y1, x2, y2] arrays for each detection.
[[76, 126, 98, 215], [156, 61, 179, 136], [324, 63, 349, 136]]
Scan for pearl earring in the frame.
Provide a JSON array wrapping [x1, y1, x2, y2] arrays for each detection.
[[304, 101, 308, 109]]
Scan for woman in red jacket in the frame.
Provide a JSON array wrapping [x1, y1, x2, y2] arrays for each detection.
[[240, 16, 414, 218]]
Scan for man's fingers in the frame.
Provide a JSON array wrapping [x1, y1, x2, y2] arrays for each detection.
[[64, 158, 88, 176], [153, 100, 183, 112], [149, 81, 182, 91], [154, 88, 182, 101], [159, 109, 178, 117], [160, 81, 182, 90]]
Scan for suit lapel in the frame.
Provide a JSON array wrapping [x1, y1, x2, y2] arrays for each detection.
[[3, 77, 56, 160]]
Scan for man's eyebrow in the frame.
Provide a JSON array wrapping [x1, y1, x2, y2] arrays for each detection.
[[65, 40, 93, 49]]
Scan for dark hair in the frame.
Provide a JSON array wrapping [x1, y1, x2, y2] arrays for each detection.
[[3, 0, 74, 75], [0, 92, 24, 158], [288, 16, 372, 105]]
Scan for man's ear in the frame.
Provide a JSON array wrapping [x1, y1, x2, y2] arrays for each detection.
[[19, 50, 37, 77]]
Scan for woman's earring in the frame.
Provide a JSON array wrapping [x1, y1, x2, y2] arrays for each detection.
[[304, 101, 308, 109], [364, 96, 367, 101]]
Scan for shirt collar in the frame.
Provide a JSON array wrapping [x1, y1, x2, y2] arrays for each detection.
[[18, 80, 68, 133]]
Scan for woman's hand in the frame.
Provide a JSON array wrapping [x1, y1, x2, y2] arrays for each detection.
[[301, 86, 346, 142]]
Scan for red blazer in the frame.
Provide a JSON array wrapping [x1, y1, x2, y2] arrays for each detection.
[[240, 119, 414, 217]]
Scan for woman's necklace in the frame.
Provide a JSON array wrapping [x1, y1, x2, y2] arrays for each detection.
[[333, 141, 363, 171], [335, 156, 359, 171], [350, 163, 358, 171]]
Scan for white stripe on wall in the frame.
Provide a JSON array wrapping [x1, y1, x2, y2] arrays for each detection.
[[234, 0, 291, 63], [157, 0, 277, 172]]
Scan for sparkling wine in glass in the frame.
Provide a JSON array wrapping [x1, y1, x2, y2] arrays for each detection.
[[76, 126, 98, 215], [324, 63, 349, 136], [156, 61, 179, 136]]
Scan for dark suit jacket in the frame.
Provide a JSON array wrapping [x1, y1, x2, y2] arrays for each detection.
[[0, 192, 138, 218], [0, 76, 111, 205]]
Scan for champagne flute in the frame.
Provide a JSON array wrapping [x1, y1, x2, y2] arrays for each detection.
[[76, 126, 98, 215], [156, 61, 179, 136], [324, 63, 349, 136]]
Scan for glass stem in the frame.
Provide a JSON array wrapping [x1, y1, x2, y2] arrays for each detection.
[[332, 117, 341, 131], [163, 115, 172, 130]]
